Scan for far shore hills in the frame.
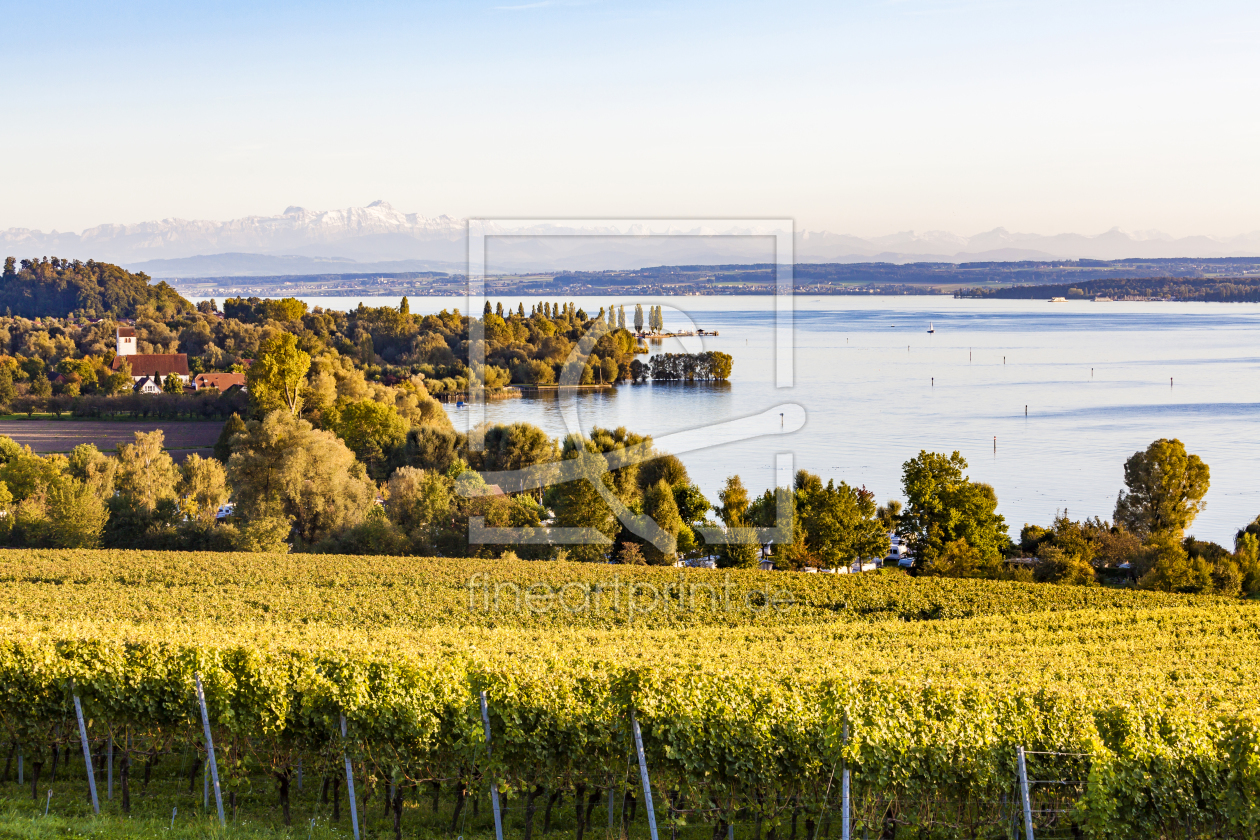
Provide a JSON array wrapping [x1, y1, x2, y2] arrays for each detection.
[[161, 257, 1260, 302]]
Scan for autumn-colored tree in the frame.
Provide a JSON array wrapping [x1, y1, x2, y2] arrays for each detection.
[[247, 333, 311, 416]]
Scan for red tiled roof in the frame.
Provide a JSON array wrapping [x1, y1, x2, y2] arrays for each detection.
[[111, 354, 189, 377], [193, 373, 246, 390], [117, 326, 136, 337]]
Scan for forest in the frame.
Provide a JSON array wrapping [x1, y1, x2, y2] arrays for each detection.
[[958, 275, 1260, 301]]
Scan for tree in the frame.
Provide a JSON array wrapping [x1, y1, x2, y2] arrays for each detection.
[[712, 475, 760, 568], [228, 409, 376, 544], [1032, 546, 1098, 585], [477, 423, 559, 476], [642, 479, 684, 564], [214, 412, 247, 462], [333, 399, 409, 479], [791, 471, 887, 570], [178, 454, 229, 523], [67, 443, 116, 496], [396, 427, 464, 474], [638, 454, 689, 493], [877, 500, 903, 531], [1114, 438, 1210, 538], [247, 333, 311, 416], [116, 430, 179, 511], [42, 477, 108, 548], [0, 367, 14, 410], [162, 373, 183, 394], [673, 483, 711, 526], [920, 538, 1001, 578], [386, 466, 452, 550], [399, 296, 410, 315], [634, 304, 644, 333], [547, 446, 618, 562], [29, 373, 51, 398], [898, 450, 1010, 569], [1137, 533, 1212, 593], [715, 475, 750, 527]]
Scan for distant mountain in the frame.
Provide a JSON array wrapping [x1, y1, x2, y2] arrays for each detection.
[[2, 202, 1259, 276]]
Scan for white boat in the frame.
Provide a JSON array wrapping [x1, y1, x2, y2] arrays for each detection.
[[927, 322, 935, 334], [1048, 297, 1068, 303]]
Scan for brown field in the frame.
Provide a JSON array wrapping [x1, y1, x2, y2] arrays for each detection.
[[0, 419, 224, 461]]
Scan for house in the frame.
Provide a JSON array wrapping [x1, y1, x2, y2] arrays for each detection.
[[110, 325, 189, 388], [133, 376, 163, 394], [191, 372, 247, 392]]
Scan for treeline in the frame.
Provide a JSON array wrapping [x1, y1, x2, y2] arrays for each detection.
[[640, 351, 734, 381], [960, 275, 1260, 301], [0, 256, 189, 319], [13, 389, 250, 420], [0, 257, 732, 407], [714, 437, 1257, 597]]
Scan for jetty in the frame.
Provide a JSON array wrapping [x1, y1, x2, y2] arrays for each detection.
[[636, 329, 719, 338]]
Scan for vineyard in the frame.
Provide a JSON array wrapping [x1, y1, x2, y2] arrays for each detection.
[[0, 550, 1258, 839]]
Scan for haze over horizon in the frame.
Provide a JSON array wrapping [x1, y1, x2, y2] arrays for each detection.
[[2, 1, 1258, 239], [5, 201, 1260, 276]]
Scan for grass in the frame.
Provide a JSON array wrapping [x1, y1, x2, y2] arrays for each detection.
[[0, 756, 680, 840]]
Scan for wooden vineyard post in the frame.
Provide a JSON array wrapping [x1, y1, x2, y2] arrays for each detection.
[[107, 733, 113, 800], [631, 709, 660, 840], [1017, 746, 1034, 840], [340, 715, 361, 840], [194, 674, 226, 827], [480, 692, 505, 840], [841, 721, 850, 840], [72, 693, 100, 814]]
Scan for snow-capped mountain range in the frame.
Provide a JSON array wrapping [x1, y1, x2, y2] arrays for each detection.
[[2, 201, 1258, 277]]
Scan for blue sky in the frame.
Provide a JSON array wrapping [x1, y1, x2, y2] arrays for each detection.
[[2, 0, 1258, 236]]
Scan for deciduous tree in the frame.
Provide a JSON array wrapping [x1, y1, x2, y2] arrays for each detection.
[[247, 333, 311, 416], [1114, 438, 1209, 538], [228, 409, 376, 544]]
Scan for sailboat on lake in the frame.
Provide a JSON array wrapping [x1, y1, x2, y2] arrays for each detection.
[[927, 322, 935, 334]]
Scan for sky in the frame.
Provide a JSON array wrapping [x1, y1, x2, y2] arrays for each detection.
[[2, 0, 1259, 238]]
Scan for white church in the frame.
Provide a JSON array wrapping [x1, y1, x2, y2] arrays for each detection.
[[110, 325, 190, 392]]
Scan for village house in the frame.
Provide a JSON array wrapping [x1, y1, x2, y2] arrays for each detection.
[[191, 372, 247, 392]]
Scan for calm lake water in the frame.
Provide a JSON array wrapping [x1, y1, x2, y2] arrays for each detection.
[[256, 295, 1260, 546]]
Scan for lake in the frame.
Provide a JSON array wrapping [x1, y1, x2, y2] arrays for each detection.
[[222, 294, 1260, 546]]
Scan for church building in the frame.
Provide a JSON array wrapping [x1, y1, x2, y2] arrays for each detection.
[[110, 325, 190, 388]]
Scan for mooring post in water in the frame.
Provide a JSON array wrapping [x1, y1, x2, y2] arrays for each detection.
[[479, 692, 504, 840], [1018, 746, 1034, 840], [195, 674, 226, 827], [631, 709, 660, 840], [72, 693, 100, 814], [340, 715, 361, 840]]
